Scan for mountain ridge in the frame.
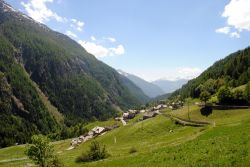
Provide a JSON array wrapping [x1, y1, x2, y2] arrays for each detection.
[[152, 79, 188, 93], [117, 69, 165, 98]]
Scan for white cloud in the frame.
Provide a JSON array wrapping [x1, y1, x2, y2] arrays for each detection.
[[222, 0, 250, 31], [78, 40, 125, 58], [106, 37, 116, 43], [215, 26, 230, 34], [126, 67, 203, 82], [230, 32, 240, 38], [91, 36, 96, 41], [21, 0, 66, 23], [71, 19, 84, 31], [65, 30, 77, 38], [216, 0, 250, 38], [110, 45, 125, 55], [176, 67, 202, 80], [78, 40, 109, 58]]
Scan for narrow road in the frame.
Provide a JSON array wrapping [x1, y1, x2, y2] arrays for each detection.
[[121, 118, 127, 126]]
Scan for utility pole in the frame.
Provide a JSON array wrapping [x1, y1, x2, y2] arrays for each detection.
[[186, 98, 191, 120]]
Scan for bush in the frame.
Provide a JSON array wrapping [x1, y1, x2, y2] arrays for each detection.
[[25, 135, 63, 167], [200, 106, 213, 117], [217, 86, 233, 104], [199, 91, 211, 104], [244, 81, 250, 103], [233, 89, 247, 105], [76, 141, 109, 163], [129, 147, 137, 154]]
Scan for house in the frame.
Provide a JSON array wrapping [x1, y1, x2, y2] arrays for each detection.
[[143, 111, 159, 120], [71, 139, 78, 146], [123, 112, 129, 118], [163, 105, 168, 108], [77, 140, 82, 144], [79, 135, 85, 140], [92, 126, 106, 134], [123, 112, 136, 119], [115, 117, 121, 121], [154, 105, 163, 110], [140, 110, 146, 113]]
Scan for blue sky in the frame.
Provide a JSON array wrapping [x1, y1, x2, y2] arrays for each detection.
[[5, 0, 250, 81]]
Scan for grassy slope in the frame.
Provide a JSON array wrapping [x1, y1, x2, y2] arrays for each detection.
[[1, 105, 250, 167]]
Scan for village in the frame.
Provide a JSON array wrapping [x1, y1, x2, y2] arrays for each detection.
[[69, 101, 184, 150]]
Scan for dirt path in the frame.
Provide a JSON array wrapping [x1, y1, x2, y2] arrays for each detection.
[[161, 113, 211, 127], [0, 157, 27, 163]]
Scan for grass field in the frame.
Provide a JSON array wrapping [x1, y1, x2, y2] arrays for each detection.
[[1, 104, 250, 167]]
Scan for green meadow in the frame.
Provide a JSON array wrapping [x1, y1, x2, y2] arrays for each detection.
[[1, 104, 250, 167]]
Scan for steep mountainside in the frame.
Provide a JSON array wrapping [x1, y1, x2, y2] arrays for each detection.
[[171, 46, 250, 98], [0, 35, 59, 147], [0, 0, 147, 147], [118, 70, 164, 98], [152, 79, 188, 93], [118, 73, 150, 102]]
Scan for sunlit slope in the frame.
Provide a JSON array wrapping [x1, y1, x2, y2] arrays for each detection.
[[1, 105, 250, 166]]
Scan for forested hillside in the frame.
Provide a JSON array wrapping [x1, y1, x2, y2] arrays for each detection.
[[171, 47, 250, 99], [0, 33, 59, 147]]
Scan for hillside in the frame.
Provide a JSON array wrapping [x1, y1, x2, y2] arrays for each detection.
[[117, 70, 164, 98], [0, 0, 148, 147], [1, 103, 250, 166], [152, 79, 188, 93], [151, 93, 171, 101], [118, 73, 150, 102], [171, 46, 250, 98]]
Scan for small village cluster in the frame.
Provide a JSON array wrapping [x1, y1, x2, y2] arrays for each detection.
[[69, 101, 184, 149], [69, 125, 119, 149], [117, 101, 184, 123]]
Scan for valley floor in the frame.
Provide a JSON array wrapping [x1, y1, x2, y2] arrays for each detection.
[[1, 104, 250, 167]]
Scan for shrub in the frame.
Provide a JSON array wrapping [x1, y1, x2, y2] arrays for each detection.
[[244, 81, 250, 103], [76, 141, 109, 163], [129, 147, 137, 154], [25, 135, 63, 167], [233, 89, 247, 105], [199, 91, 211, 104], [217, 86, 233, 104], [200, 106, 213, 117]]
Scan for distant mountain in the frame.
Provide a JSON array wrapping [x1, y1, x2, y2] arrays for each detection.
[[171, 46, 250, 99], [0, 0, 148, 147], [151, 93, 172, 102], [152, 79, 188, 93], [117, 70, 164, 98]]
